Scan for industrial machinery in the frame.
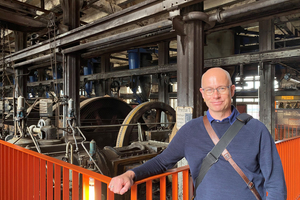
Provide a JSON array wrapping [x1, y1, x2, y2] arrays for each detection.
[[1, 96, 176, 178]]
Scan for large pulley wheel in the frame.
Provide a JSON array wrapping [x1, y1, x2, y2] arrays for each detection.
[[80, 96, 132, 148], [80, 96, 132, 126], [116, 101, 176, 147]]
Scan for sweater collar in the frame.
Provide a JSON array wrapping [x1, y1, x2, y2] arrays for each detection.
[[206, 105, 240, 125]]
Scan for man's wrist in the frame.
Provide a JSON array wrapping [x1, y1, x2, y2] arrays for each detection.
[[126, 170, 136, 180]]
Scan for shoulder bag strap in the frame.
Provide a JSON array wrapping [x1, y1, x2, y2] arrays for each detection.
[[202, 114, 262, 200], [194, 114, 250, 197]]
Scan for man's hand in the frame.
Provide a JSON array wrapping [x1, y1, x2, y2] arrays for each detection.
[[108, 170, 135, 195]]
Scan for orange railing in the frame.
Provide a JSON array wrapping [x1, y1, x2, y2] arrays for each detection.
[[276, 136, 300, 200], [0, 139, 191, 200], [275, 124, 300, 140], [0, 139, 114, 200], [1, 137, 299, 200], [131, 165, 191, 200]]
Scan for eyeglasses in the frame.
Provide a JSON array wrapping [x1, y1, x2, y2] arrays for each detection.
[[202, 86, 231, 95]]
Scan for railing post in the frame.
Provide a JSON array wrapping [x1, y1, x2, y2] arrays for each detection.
[[54, 165, 61, 200], [160, 177, 167, 199], [94, 179, 102, 200], [40, 159, 46, 200], [146, 180, 153, 200], [83, 174, 89, 200], [182, 170, 190, 200], [34, 157, 40, 200], [63, 167, 70, 200], [172, 173, 178, 200], [72, 171, 79, 200], [27, 155, 33, 200], [47, 161, 54, 200], [131, 184, 138, 200]]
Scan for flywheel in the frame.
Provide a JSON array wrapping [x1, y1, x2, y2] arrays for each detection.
[[79, 96, 132, 148], [116, 101, 176, 147]]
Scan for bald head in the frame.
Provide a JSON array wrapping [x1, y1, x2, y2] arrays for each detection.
[[201, 67, 232, 88], [200, 67, 235, 120]]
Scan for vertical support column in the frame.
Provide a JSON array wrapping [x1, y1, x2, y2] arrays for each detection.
[[103, 54, 111, 95], [158, 41, 170, 125], [259, 19, 275, 138], [94, 54, 111, 96], [14, 31, 27, 98], [158, 41, 170, 104], [64, 53, 81, 124], [61, 0, 81, 125], [177, 5, 205, 119], [176, 4, 205, 199]]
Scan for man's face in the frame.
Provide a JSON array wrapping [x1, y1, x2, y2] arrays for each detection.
[[200, 71, 235, 116]]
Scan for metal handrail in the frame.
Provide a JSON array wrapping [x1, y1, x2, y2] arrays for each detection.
[[1, 136, 299, 200]]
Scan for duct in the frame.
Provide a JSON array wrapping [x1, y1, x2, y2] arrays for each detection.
[[209, 0, 300, 23]]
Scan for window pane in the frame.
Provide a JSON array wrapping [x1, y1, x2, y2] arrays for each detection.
[[244, 82, 253, 89]]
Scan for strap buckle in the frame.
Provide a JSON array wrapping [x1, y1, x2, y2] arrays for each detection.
[[207, 152, 218, 164], [247, 181, 255, 189], [223, 152, 231, 161]]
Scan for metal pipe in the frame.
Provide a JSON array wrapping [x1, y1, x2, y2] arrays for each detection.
[[65, 141, 74, 164], [209, 0, 298, 22], [76, 127, 103, 174], [70, 144, 74, 164], [68, 120, 79, 152], [137, 123, 144, 142], [76, 122, 176, 129], [27, 126, 41, 153], [63, 101, 67, 137], [65, 141, 70, 158]]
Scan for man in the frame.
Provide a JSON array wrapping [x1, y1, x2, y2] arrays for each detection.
[[109, 67, 287, 200]]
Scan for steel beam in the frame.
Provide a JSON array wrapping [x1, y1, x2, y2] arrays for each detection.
[[258, 19, 275, 138], [12, 54, 62, 68], [0, 0, 203, 64], [62, 20, 173, 54], [81, 31, 175, 59], [80, 63, 177, 81], [2, 0, 299, 67], [23, 47, 300, 86], [204, 46, 300, 68], [0, 8, 47, 31]]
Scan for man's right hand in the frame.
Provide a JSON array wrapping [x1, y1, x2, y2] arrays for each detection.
[[108, 170, 135, 195]]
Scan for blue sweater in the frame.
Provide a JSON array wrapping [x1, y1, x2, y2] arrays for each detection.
[[132, 108, 287, 200]]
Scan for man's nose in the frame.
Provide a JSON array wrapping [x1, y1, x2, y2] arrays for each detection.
[[212, 89, 221, 97]]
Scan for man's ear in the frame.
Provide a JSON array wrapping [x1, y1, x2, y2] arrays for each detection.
[[200, 88, 206, 102], [200, 88, 204, 96], [231, 85, 236, 97]]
